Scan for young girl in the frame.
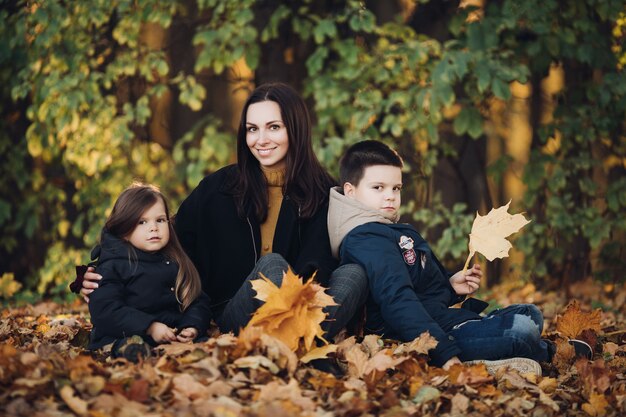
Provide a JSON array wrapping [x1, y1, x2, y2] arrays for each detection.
[[88, 183, 211, 361]]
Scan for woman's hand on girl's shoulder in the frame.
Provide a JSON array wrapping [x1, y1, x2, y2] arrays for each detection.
[[80, 266, 102, 303]]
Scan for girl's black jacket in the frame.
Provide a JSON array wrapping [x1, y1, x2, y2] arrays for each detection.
[[174, 165, 338, 317], [88, 231, 212, 349]]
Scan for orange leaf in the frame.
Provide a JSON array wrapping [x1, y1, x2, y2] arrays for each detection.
[[300, 344, 338, 364], [246, 268, 336, 352], [582, 392, 610, 417], [556, 300, 602, 339]]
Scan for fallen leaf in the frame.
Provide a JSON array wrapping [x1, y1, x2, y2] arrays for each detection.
[[575, 358, 612, 396], [582, 392, 610, 417], [463, 200, 530, 270], [299, 344, 338, 364], [448, 363, 492, 385], [234, 355, 280, 374], [556, 300, 602, 339], [59, 385, 88, 416], [257, 379, 316, 412], [393, 332, 438, 356], [451, 392, 470, 414], [412, 386, 441, 404]]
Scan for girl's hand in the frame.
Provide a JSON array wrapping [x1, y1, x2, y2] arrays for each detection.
[[176, 327, 198, 343], [80, 267, 102, 303], [147, 322, 177, 344], [450, 264, 482, 295]]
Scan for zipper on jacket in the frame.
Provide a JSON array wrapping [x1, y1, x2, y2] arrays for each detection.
[[246, 216, 258, 261]]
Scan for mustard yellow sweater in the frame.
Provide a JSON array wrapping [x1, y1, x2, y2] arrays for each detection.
[[260, 167, 285, 256]]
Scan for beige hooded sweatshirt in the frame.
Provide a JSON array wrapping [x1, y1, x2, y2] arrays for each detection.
[[327, 186, 399, 259]]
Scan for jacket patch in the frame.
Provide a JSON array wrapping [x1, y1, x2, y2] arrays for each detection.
[[399, 235, 416, 265], [403, 249, 417, 265]]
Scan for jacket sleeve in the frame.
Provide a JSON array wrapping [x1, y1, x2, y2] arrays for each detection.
[[429, 251, 466, 306], [88, 263, 157, 339], [173, 178, 205, 267], [341, 227, 461, 366], [292, 202, 338, 286], [178, 291, 212, 336]]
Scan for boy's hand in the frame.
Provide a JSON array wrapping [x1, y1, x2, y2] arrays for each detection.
[[450, 264, 482, 295], [176, 327, 198, 343], [80, 267, 102, 303], [147, 322, 177, 344]]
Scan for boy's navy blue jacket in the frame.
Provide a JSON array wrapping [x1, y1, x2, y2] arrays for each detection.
[[328, 187, 484, 366], [88, 231, 212, 349]]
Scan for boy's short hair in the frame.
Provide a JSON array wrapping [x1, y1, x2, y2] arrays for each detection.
[[340, 140, 403, 186]]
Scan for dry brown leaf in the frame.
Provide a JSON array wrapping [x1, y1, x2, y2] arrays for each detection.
[[344, 345, 369, 378], [556, 300, 602, 339], [582, 392, 610, 417], [393, 332, 438, 356], [538, 377, 558, 394], [257, 379, 316, 412], [59, 385, 88, 416], [172, 373, 212, 402], [575, 358, 612, 397], [361, 334, 383, 355], [451, 392, 470, 414], [234, 355, 280, 374], [246, 269, 336, 352], [449, 363, 493, 385], [463, 200, 530, 270], [363, 349, 404, 376]]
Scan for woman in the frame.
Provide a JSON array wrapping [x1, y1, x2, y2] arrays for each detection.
[[80, 82, 368, 341]]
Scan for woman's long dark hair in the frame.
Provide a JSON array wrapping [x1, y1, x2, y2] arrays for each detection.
[[104, 183, 202, 311], [232, 82, 336, 221]]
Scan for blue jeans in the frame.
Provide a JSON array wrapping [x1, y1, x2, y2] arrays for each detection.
[[215, 253, 368, 340], [449, 304, 551, 362]]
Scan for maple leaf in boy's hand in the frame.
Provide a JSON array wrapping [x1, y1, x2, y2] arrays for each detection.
[[463, 201, 530, 271]]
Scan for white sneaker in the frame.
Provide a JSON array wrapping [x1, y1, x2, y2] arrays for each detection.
[[464, 357, 542, 376]]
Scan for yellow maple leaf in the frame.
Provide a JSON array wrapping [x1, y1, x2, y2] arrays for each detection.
[[555, 300, 602, 339], [582, 392, 609, 417], [246, 268, 337, 352], [463, 200, 531, 271]]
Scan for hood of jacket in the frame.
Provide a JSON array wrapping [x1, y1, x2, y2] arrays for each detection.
[[327, 186, 399, 258], [91, 229, 164, 264]]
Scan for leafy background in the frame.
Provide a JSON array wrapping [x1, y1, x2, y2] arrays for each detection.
[[0, 0, 625, 302], [0, 2, 625, 415]]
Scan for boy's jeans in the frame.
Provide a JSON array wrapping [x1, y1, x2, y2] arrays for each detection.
[[449, 304, 551, 363], [216, 253, 368, 340]]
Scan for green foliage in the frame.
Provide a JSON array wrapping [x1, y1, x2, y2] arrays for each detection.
[[1, 0, 624, 301]]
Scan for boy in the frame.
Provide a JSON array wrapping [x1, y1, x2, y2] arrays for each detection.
[[328, 140, 589, 373]]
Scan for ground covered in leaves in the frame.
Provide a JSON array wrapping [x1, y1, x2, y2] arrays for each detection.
[[1, 279, 625, 417]]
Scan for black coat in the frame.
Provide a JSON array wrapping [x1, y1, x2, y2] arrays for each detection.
[[88, 231, 212, 349], [174, 165, 338, 316]]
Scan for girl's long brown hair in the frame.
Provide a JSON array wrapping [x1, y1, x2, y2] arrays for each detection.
[[104, 183, 202, 311]]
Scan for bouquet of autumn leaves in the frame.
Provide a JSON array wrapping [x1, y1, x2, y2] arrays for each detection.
[[244, 269, 339, 362]]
